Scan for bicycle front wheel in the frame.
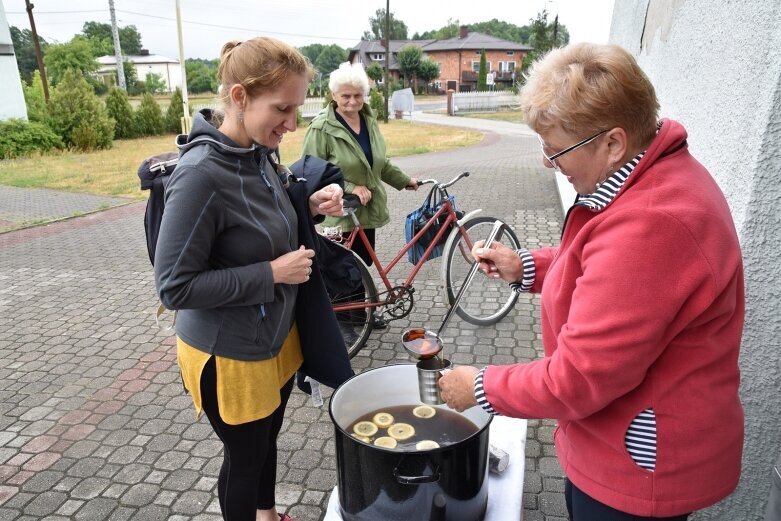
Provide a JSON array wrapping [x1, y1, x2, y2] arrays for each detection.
[[442, 216, 521, 326], [328, 247, 378, 358]]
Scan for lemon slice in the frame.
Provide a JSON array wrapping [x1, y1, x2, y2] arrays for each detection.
[[351, 433, 371, 443], [372, 412, 394, 428], [353, 421, 378, 437], [412, 405, 436, 419], [374, 436, 398, 449], [415, 440, 440, 450], [387, 423, 415, 440]]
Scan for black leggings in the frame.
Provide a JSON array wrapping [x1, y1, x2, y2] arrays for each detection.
[[200, 356, 294, 521], [565, 480, 690, 521]]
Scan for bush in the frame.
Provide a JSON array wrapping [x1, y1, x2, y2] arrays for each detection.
[[47, 70, 114, 151], [135, 93, 164, 136], [164, 88, 185, 134], [0, 119, 64, 159], [369, 88, 385, 121], [105, 87, 137, 139]]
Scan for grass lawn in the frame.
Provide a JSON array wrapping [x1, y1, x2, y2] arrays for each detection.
[[0, 120, 482, 200], [461, 110, 525, 123]]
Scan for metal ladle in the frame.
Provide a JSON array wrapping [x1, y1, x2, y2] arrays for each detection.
[[402, 220, 506, 367]]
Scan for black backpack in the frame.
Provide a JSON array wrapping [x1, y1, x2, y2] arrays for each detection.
[[138, 151, 179, 266]]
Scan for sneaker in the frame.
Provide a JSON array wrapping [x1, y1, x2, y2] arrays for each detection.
[[338, 321, 359, 346], [371, 315, 388, 330]]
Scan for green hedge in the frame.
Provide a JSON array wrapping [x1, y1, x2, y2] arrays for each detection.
[[0, 119, 64, 159]]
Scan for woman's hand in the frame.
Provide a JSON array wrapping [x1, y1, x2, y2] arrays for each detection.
[[270, 246, 315, 284], [405, 178, 420, 191], [352, 185, 372, 205], [472, 240, 523, 283], [439, 366, 480, 412], [309, 183, 344, 217]]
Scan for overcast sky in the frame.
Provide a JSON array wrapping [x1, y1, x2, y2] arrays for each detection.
[[4, 0, 615, 59]]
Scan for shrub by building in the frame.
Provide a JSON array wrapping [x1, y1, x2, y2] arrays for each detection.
[[135, 93, 164, 136], [106, 87, 138, 139], [0, 119, 64, 159], [46, 70, 115, 151]]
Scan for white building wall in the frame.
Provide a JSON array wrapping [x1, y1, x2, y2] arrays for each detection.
[[0, 0, 28, 121], [608, 1, 781, 519], [135, 62, 182, 92]]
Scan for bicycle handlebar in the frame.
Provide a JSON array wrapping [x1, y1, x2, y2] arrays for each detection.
[[340, 172, 471, 212]]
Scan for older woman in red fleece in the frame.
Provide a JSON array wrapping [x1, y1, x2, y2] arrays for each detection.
[[439, 42, 745, 521]]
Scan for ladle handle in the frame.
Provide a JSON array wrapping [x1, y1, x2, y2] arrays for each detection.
[[438, 220, 506, 336]]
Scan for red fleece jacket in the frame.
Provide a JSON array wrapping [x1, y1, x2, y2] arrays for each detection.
[[483, 119, 745, 516]]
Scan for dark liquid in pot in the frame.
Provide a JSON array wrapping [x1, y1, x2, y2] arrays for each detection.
[[348, 405, 479, 451], [402, 331, 441, 359]]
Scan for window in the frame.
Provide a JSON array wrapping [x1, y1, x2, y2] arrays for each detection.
[[499, 61, 516, 72], [371, 53, 384, 61], [506, 51, 515, 56], [471, 61, 480, 72]]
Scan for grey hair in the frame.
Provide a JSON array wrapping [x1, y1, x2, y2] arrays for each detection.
[[328, 62, 370, 96]]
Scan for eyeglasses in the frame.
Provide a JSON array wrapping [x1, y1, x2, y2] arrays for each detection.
[[537, 129, 609, 169]]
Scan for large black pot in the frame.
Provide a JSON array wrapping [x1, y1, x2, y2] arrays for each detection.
[[329, 364, 492, 521]]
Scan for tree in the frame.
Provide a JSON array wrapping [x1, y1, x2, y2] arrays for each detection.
[[396, 45, 422, 90], [47, 70, 114, 150], [366, 62, 384, 83], [298, 43, 325, 66], [164, 88, 185, 134], [185, 59, 218, 94], [363, 9, 408, 40], [477, 49, 488, 91], [526, 10, 569, 59], [105, 87, 137, 139], [414, 18, 460, 40], [43, 37, 98, 85], [10, 26, 47, 83], [22, 71, 47, 123], [81, 21, 143, 56], [314, 45, 348, 77], [144, 73, 167, 95], [417, 60, 440, 93], [134, 93, 164, 136]]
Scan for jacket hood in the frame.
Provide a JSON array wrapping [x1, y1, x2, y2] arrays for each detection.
[[175, 108, 273, 160]]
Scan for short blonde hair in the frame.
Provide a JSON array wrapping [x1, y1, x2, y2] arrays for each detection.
[[521, 43, 659, 148], [329, 62, 369, 96], [218, 36, 313, 105]]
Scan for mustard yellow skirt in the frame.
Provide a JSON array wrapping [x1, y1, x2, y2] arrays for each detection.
[[176, 323, 303, 425]]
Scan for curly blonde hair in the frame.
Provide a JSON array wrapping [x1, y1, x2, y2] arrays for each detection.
[[521, 43, 659, 148]]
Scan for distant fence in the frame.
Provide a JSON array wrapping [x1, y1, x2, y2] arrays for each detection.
[[452, 91, 521, 113], [302, 97, 326, 118]]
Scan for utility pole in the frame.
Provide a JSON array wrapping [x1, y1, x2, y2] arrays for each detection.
[[24, 0, 48, 102], [108, 0, 126, 91], [383, 0, 389, 123], [175, 0, 191, 133]]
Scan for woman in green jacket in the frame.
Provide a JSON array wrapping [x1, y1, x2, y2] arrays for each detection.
[[302, 62, 418, 329]]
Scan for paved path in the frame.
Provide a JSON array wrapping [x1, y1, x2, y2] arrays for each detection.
[[0, 115, 569, 520]]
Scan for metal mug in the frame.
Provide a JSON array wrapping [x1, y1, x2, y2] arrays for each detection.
[[416, 358, 452, 405]]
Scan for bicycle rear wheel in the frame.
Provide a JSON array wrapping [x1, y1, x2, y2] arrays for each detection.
[[442, 216, 521, 326], [328, 247, 378, 358]]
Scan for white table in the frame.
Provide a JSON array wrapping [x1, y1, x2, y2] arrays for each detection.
[[324, 415, 527, 520]]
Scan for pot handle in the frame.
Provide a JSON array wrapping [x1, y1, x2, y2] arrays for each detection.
[[393, 463, 441, 484]]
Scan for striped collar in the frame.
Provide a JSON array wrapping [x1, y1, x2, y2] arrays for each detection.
[[574, 152, 644, 212]]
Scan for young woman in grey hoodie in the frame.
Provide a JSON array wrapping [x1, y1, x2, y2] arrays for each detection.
[[154, 37, 344, 521]]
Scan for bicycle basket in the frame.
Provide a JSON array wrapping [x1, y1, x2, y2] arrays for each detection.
[[405, 186, 463, 264]]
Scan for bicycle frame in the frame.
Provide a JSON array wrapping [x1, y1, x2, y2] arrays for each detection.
[[333, 193, 476, 314]]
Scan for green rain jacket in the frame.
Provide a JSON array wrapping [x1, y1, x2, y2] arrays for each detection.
[[301, 101, 411, 230]]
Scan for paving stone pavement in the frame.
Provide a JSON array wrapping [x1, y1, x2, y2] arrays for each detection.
[[0, 186, 133, 233], [0, 115, 569, 520]]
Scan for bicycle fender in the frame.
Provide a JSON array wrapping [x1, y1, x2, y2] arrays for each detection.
[[456, 208, 483, 226]]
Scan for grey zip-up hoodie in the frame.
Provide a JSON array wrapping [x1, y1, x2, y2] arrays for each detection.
[[154, 110, 299, 361]]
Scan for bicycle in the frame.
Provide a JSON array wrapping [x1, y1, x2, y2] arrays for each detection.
[[322, 172, 521, 358]]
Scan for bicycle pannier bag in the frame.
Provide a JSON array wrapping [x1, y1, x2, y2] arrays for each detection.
[[405, 187, 461, 264]]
